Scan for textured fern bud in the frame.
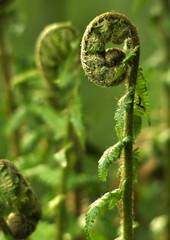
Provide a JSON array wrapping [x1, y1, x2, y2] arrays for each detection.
[[81, 11, 140, 87], [0, 159, 42, 239], [7, 212, 37, 239], [35, 23, 78, 87]]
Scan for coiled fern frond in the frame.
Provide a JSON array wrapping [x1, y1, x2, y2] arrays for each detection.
[[0, 159, 42, 239], [35, 22, 79, 88]]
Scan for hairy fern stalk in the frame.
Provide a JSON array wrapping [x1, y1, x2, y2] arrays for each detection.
[[81, 11, 150, 240]]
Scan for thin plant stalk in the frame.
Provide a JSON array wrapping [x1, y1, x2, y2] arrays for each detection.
[[0, 26, 20, 158], [122, 52, 139, 240]]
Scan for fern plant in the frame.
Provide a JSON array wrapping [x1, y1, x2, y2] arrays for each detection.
[[81, 11, 150, 240], [35, 22, 86, 240], [0, 159, 42, 239]]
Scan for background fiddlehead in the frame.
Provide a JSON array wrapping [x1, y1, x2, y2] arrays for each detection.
[[35, 22, 86, 240], [81, 11, 149, 240], [36, 23, 79, 92], [0, 159, 42, 239]]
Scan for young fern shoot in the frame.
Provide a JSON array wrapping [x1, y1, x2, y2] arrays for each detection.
[[0, 159, 42, 239], [36, 23, 86, 240], [81, 11, 150, 240], [36, 22, 79, 94]]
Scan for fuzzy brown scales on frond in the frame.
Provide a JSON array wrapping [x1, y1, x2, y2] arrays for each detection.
[[81, 11, 140, 88], [0, 159, 42, 239]]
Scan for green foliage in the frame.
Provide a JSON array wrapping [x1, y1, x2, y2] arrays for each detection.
[[27, 103, 67, 140], [67, 173, 99, 191], [133, 115, 142, 142], [24, 163, 62, 187], [69, 94, 85, 148], [54, 147, 68, 169], [35, 22, 79, 84], [114, 88, 133, 141], [5, 107, 27, 135], [135, 68, 151, 125], [85, 188, 122, 240], [114, 67, 150, 145], [0, 160, 18, 207], [98, 141, 123, 182], [11, 69, 39, 87], [107, 46, 140, 84], [124, 46, 139, 62]]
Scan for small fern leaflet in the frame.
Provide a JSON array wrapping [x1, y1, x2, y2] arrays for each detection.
[[98, 142, 123, 182], [135, 68, 151, 125], [85, 188, 122, 240], [114, 88, 134, 141], [0, 161, 18, 206]]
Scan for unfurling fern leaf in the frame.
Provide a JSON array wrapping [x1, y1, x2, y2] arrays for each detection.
[[114, 88, 134, 141], [35, 23, 78, 88], [0, 160, 19, 205], [27, 103, 67, 140], [0, 159, 42, 239], [135, 68, 151, 125], [85, 188, 122, 240], [112, 46, 139, 83], [98, 142, 123, 182]]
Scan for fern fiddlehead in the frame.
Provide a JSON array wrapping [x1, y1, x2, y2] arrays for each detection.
[[36, 23, 78, 90], [35, 23, 86, 240], [0, 159, 42, 239], [81, 11, 141, 240], [81, 11, 139, 88]]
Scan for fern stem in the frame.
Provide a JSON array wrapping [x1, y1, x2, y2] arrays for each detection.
[[57, 166, 68, 240], [0, 26, 20, 158], [122, 54, 139, 240]]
